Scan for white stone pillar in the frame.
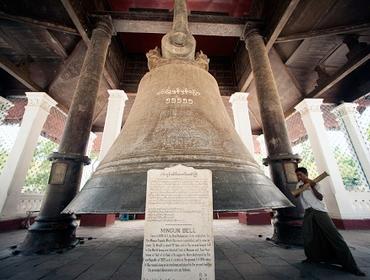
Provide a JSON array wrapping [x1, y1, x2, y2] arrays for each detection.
[[98, 89, 128, 161], [257, 134, 267, 158], [294, 99, 353, 219], [333, 103, 370, 185], [257, 134, 270, 177], [0, 92, 57, 219], [80, 132, 97, 189], [0, 97, 14, 123], [229, 92, 254, 154]]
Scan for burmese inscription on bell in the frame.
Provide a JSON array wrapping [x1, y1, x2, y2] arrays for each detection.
[[142, 164, 215, 280]]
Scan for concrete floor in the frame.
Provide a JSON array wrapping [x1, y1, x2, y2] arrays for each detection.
[[0, 220, 369, 280]]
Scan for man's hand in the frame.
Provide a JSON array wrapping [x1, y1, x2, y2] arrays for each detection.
[[291, 183, 310, 197], [303, 178, 316, 186]]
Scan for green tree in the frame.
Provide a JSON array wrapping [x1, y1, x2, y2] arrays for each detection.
[[23, 138, 57, 193], [293, 140, 318, 178], [0, 147, 9, 173], [333, 146, 362, 191]]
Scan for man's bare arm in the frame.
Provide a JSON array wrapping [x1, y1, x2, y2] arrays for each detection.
[[310, 184, 323, 200]]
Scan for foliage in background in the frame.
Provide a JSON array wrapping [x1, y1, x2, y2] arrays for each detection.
[[292, 138, 319, 178], [0, 124, 19, 174], [23, 137, 58, 193], [333, 145, 367, 191], [0, 147, 8, 172]]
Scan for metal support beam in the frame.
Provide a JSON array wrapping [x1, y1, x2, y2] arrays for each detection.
[[276, 22, 370, 43], [0, 56, 42, 91], [0, 11, 79, 36]]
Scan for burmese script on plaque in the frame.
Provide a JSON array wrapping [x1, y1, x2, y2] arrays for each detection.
[[142, 164, 215, 280]]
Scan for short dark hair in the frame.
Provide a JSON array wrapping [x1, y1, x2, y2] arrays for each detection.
[[295, 167, 308, 175]]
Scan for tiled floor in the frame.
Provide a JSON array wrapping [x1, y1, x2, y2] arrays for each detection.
[[0, 220, 369, 279]]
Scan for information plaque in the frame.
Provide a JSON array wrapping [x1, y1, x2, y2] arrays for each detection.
[[142, 164, 215, 280]]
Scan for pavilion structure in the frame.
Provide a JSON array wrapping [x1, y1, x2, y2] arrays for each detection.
[[0, 0, 369, 252]]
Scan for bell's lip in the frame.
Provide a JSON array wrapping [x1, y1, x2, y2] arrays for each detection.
[[63, 169, 294, 214], [63, 206, 293, 215], [63, 205, 293, 215]]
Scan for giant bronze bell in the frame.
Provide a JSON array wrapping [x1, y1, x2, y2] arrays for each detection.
[[64, 0, 293, 214]]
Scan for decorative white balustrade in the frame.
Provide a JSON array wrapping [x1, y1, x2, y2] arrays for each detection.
[[349, 192, 370, 219], [17, 191, 44, 214]]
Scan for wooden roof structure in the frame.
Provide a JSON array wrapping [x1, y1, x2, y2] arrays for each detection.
[[0, 0, 369, 134]]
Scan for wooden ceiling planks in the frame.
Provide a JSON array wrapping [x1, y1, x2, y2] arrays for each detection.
[[275, 0, 370, 118]]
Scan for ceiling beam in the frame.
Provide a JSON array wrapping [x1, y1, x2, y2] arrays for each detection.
[[61, 0, 118, 88], [40, 30, 68, 58], [239, 0, 301, 92], [0, 56, 43, 91], [265, 0, 302, 51], [276, 22, 370, 43], [60, 0, 90, 44], [284, 49, 370, 117], [0, 11, 79, 36], [113, 19, 244, 37], [306, 50, 370, 99]]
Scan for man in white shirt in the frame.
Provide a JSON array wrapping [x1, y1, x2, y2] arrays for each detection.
[[293, 167, 365, 277]]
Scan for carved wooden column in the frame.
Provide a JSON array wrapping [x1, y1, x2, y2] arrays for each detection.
[[20, 16, 113, 254], [244, 29, 304, 245]]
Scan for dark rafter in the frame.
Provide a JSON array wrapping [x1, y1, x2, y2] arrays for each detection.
[[284, 49, 370, 117], [0, 11, 79, 36], [239, 0, 301, 92], [276, 22, 370, 43], [265, 0, 302, 51], [306, 51, 370, 99], [61, 0, 119, 88], [40, 30, 68, 58], [0, 56, 42, 91], [60, 0, 90, 44]]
